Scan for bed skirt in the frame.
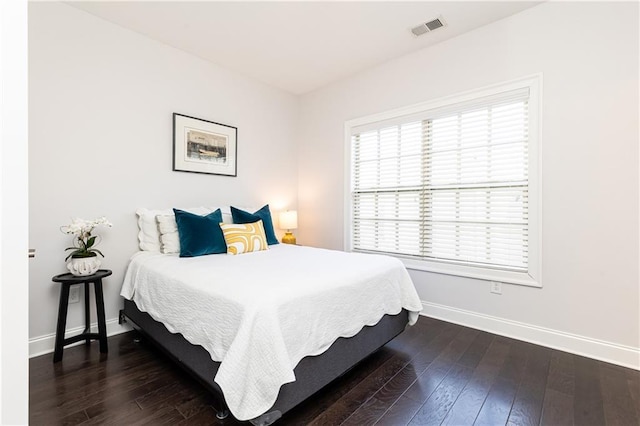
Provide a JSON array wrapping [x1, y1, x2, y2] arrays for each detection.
[[122, 298, 409, 424]]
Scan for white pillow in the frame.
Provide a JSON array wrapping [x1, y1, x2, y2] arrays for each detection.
[[155, 214, 181, 254], [135, 207, 211, 252], [155, 207, 235, 254], [211, 206, 235, 225]]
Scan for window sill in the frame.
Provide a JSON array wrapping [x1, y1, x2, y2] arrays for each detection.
[[400, 257, 542, 288]]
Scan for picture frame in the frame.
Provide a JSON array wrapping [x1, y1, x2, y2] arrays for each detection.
[[173, 113, 238, 177]]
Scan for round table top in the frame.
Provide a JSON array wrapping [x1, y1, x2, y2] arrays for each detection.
[[52, 269, 112, 284]]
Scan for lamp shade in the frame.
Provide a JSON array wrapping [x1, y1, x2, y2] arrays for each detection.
[[279, 210, 298, 230]]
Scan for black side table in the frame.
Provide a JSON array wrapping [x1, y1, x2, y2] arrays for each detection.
[[52, 269, 112, 362]]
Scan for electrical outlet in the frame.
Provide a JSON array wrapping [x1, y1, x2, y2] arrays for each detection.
[[69, 287, 80, 304], [490, 281, 502, 295]]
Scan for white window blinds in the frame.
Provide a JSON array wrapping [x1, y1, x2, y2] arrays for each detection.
[[351, 88, 530, 272]]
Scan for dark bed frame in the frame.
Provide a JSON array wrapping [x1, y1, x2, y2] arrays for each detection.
[[121, 298, 409, 425]]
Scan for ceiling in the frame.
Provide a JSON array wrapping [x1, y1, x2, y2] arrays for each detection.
[[67, 1, 541, 95]]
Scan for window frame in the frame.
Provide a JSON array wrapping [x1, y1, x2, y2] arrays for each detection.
[[344, 74, 542, 288]]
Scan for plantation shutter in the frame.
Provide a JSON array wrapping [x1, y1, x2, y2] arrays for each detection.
[[351, 88, 529, 272]]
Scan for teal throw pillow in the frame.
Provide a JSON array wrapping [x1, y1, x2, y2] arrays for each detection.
[[174, 208, 227, 257], [230, 205, 279, 245]]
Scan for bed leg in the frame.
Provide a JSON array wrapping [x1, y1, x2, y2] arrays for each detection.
[[216, 409, 229, 420]]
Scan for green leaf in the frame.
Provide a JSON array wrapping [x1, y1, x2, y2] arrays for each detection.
[[65, 251, 81, 261], [86, 236, 96, 249], [91, 249, 105, 258]]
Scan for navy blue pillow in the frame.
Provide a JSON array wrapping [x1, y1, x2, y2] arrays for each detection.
[[230, 205, 279, 245], [174, 208, 227, 257]]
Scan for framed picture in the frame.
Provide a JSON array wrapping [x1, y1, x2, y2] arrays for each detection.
[[173, 113, 237, 177]]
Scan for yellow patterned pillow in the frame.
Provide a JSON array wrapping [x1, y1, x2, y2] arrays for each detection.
[[219, 220, 269, 255]]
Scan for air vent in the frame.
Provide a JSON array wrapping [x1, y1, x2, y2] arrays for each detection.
[[426, 18, 444, 31], [411, 17, 446, 37], [411, 25, 429, 36]]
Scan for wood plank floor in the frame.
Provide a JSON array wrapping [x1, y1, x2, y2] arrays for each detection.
[[30, 317, 639, 425]]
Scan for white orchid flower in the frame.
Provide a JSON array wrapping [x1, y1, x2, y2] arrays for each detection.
[[60, 217, 113, 261]]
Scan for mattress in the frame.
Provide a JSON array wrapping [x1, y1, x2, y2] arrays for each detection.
[[120, 244, 423, 420]]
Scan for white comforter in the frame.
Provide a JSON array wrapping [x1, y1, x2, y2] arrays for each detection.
[[120, 244, 422, 421]]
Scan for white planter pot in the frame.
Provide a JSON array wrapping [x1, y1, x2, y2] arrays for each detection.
[[67, 256, 101, 276]]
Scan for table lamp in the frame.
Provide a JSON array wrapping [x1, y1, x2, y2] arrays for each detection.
[[279, 210, 298, 244]]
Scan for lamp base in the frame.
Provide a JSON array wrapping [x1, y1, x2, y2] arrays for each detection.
[[282, 232, 296, 245]]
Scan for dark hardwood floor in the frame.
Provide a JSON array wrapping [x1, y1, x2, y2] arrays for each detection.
[[30, 317, 639, 425]]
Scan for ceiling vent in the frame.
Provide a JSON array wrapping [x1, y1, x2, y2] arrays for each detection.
[[411, 17, 445, 37]]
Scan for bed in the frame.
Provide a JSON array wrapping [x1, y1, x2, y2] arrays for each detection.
[[120, 212, 423, 425]]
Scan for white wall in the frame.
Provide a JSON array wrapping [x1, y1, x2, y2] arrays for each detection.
[[28, 2, 298, 353], [297, 2, 639, 367], [29, 1, 639, 369]]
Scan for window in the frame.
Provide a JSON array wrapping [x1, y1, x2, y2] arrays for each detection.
[[346, 76, 541, 287]]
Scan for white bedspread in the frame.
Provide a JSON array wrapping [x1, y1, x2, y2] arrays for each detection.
[[121, 244, 422, 421]]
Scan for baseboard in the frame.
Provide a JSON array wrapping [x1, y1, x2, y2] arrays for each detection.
[[29, 318, 133, 358], [31, 303, 639, 369], [421, 301, 640, 370]]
